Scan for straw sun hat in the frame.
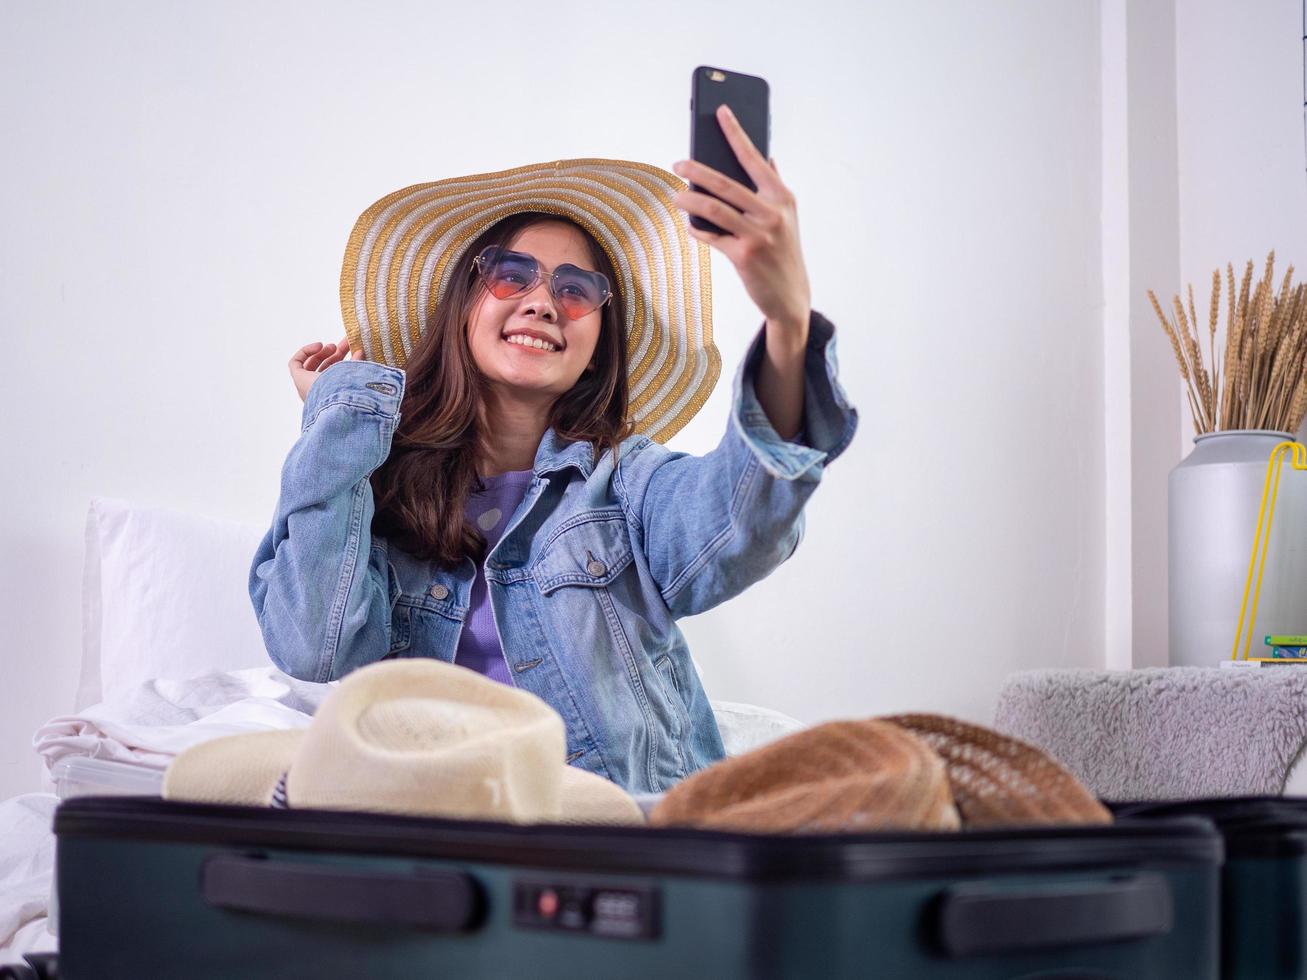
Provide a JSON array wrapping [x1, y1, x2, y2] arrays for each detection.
[[162, 659, 645, 827], [339, 158, 718, 445], [648, 714, 1112, 834]]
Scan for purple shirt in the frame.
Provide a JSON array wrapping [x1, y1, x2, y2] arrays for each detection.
[[454, 467, 535, 685]]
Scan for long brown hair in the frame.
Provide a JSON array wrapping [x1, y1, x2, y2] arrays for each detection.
[[369, 212, 635, 570]]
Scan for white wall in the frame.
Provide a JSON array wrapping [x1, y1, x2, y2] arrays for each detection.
[[1175, 0, 1307, 451], [1100, 0, 1185, 671], [1, 0, 1109, 802]]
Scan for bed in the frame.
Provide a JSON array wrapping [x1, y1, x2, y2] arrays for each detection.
[[0, 496, 807, 966]]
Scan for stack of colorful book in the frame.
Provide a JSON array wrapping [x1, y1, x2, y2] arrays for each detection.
[[1264, 635, 1307, 658]]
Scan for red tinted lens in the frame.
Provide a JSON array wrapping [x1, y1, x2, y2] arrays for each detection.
[[553, 268, 608, 319], [478, 247, 608, 318], [479, 248, 536, 299]]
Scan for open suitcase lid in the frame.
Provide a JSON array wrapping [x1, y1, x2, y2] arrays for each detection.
[[1110, 796, 1307, 859], [54, 794, 1222, 883]]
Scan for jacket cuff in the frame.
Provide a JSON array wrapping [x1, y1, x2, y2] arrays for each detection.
[[729, 309, 859, 481], [301, 359, 407, 431]]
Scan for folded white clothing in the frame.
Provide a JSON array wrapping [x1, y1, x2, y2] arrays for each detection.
[[32, 667, 332, 776]]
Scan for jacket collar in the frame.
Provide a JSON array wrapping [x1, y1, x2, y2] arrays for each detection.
[[532, 427, 596, 480]]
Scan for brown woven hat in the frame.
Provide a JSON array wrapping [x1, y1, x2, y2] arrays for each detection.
[[648, 713, 1110, 834], [647, 719, 962, 834], [881, 714, 1111, 827]]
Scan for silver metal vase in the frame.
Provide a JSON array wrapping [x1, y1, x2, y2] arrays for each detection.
[[1168, 429, 1307, 667]]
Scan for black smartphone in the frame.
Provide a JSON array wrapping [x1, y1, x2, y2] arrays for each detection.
[[688, 65, 770, 237]]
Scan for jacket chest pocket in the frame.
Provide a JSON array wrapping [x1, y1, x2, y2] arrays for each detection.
[[530, 513, 634, 594], [530, 513, 689, 787]]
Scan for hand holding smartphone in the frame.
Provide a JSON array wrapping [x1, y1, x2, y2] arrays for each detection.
[[688, 66, 771, 237]]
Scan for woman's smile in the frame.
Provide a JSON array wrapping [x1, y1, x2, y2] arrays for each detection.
[[502, 334, 562, 355]]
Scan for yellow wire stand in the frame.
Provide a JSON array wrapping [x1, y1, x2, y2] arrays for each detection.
[[1231, 440, 1307, 661]]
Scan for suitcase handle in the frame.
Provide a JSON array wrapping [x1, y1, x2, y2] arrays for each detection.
[[935, 873, 1172, 956], [200, 853, 483, 932]]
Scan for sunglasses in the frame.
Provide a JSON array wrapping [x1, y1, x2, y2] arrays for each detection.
[[473, 245, 613, 320]]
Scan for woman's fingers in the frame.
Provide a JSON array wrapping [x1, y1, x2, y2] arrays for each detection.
[[292, 338, 353, 374], [674, 159, 759, 220], [291, 341, 323, 365], [291, 344, 319, 373], [713, 104, 780, 198], [293, 342, 329, 371], [307, 344, 334, 369], [673, 188, 751, 238]]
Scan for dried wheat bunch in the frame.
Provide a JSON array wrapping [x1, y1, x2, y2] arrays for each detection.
[[1149, 251, 1307, 436]]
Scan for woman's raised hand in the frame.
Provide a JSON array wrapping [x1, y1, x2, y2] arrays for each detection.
[[670, 104, 811, 346], [289, 336, 352, 403]]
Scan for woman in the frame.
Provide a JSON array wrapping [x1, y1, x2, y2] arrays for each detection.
[[252, 107, 859, 794]]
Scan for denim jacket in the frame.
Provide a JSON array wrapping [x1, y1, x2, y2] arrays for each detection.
[[249, 309, 858, 794]]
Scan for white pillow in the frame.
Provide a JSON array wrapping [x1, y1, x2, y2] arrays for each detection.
[[75, 497, 795, 750], [710, 699, 808, 756], [77, 497, 271, 711]]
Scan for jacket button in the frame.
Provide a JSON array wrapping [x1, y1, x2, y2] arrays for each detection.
[[586, 559, 607, 577], [428, 584, 450, 600]]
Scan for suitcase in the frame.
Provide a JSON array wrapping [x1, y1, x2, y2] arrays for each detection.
[[1112, 796, 1307, 980], [50, 794, 1223, 979]]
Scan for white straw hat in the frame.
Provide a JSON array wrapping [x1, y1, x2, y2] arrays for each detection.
[[162, 659, 645, 827], [339, 157, 718, 445]]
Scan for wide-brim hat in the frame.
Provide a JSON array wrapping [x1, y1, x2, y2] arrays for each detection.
[[881, 713, 1112, 827], [648, 713, 1111, 834], [647, 719, 963, 834], [339, 158, 718, 445], [162, 659, 645, 827]]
